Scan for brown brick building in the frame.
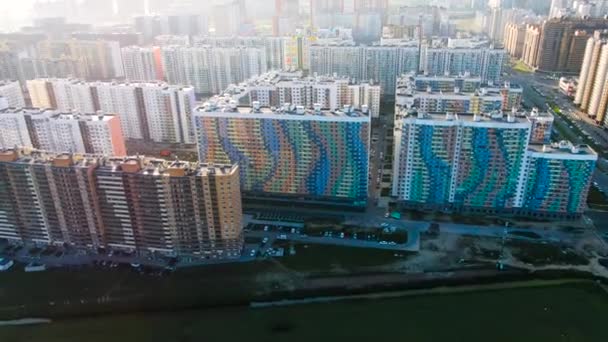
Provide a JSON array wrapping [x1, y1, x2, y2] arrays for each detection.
[[0, 149, 243, 259]]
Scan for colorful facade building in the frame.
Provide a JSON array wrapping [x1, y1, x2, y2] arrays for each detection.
[[526, 108, 554, 144], [226, 71, 381, 117], [392, 109, 595, 217], [194, 97, 370, 208], [523, 141, 597, 217]]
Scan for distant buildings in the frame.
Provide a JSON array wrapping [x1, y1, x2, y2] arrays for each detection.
[[574, 30, 608, 125], [0, 81, 26, 108], [385, 6, 451, 39], [310, 44, 419, 95], [121, 46, 164, 81], [504, 22, 527, 59], [482, 7, 537, 43], [0, 149, 243, 258], [134, 14, 209, 43], [311, 0, 386, 41], [212, 0, 248, 36], [0, 108, 126, 156], [273, 0, 300, 36], [39, 39, 125, 80], [194, 95, 370, 208], [391, 109, 593, 218], [283, 34, 313, 71], [535, 17, 608, 74], [226, 71, 381, 117], [396, 74, 523, 115], [521, 23, 542, 68], [26, 79, 196, 144], [161, 46, 268, 95], [1, 38, 124, 83], [420, 41, 507, 84], [549, 0, 608, 19]]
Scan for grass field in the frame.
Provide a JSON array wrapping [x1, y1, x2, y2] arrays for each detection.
[[513, 60, 534, 73], [0, 243, 412, 319], [0, 261, 282, 319], [2, 282, 607, 342]]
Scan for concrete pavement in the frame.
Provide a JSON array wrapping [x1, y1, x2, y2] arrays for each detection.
[[246, 230, 420, 252]]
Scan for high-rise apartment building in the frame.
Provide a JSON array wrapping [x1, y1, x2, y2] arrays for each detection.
[[227, 71, 380, 117], [309, 44, 419, 96], [386, 6, 450, 39], [227, 71, 381, 117], [536, 17, 608, 74], [0, 81, 25, 108], [0, 109, 32, 149], [503, 22, 527, 59], [521, 24, 542, 68], [194, 95, 370, 208], [161, 46, 268, 95], [121, 46, 164, 81], [264, 37, 285, 70], [274, 0, 300, 36], [26, 79, 196, 144], [366, 46, 419, 96], [523, 141, 597, 216], [283, 34, 313, 71], [0, 149, 243, 258], [527, 108, 555, 144], [27, 79, 54, 109], [213, 0, 247, 36], [420, 43, 507, 84], [575, 31, 608, 124], [396, 74, 523, 115], [0, 51, 25, 85], [392, 109, 594, 217], [63, 39, 124, 80], [134, 14, 209, 44], [0, 108, 126, 156]]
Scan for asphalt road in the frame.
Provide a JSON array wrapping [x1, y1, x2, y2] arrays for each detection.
[[368, 110, 391, 207]]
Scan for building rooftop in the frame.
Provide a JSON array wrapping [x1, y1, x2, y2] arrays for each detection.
[[196, 96, 371, 119], [55, 112, 118, 122], [0, 148, 238, 176], [0, 80, 19, 86], [522, 107, 554, 121], [0, 107, 55, 117], [400, 109, 529, 124], [528, 141, 597, 158], [396, 75, 522, 97], [227, 71, 374, 92], [0, 108, 121, 122], [31, 78, 193, 92]]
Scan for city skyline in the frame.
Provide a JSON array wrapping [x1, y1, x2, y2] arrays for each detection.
[[2, 2, 608, 340]]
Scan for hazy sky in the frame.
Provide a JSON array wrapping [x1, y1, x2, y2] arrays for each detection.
[[0, 0, 35, 31]]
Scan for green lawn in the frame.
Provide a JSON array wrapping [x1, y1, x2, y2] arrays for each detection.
[[0, 261, 282, 319], [2, 282, 608, 342], [513, 60, 534, 73]]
